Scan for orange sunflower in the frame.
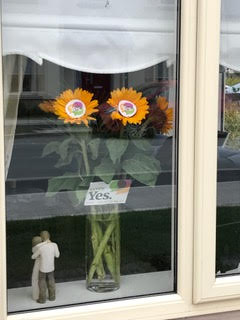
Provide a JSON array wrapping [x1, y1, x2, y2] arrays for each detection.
[[53, 88, 98, 126], [107, 87, 149, 126], [149, 96, 173, 134], [39, 100, 55, 113]]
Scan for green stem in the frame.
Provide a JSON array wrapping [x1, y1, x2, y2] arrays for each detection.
[[95, 219, 115, 279], [92, 212, 120, 283], [89, 214, 105, 280], [113, 206, 120, 282], [79, 139, 90, 176], [77, 137, 106, 280], [115, 214, 120, 281], [77, 136, 120, 284], [88, 220, 116, 282], [139, 116, 152, 136]]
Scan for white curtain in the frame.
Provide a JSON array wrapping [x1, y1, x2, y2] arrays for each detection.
[[3, 55, 27, 179], [2, 0, 178, 74], [4, 0, 240, 72]]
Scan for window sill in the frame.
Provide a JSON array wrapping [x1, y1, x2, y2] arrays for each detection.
[[8, 271, 173, 313]]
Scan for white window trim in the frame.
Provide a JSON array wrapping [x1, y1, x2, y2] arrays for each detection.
[[2, 0, 240, 319], [193, 0, 240, 304]]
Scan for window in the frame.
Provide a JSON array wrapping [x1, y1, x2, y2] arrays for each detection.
[[2, 0, 181, 315], [3, 1, 240, 320]]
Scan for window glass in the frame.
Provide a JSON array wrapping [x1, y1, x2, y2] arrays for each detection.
[[216, 0, 240, 276], [2, 0, 180, 312]]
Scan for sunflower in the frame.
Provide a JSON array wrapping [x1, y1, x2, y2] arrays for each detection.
[[53, 88, 98, 126], [149, 96, 173, 134], [39, 100, 55, 113], [107, 88, 149, 126]]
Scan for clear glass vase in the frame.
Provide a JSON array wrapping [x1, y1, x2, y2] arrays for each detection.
[[86, 212, 120, 292]]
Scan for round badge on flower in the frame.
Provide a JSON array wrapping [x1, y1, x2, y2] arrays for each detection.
[[65, 99, 86, 119], [53, 88, 98, 126], [107, 88, 149, 126]]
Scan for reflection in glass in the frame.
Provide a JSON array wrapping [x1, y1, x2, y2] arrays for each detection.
[[2, 0, 180, 313], [216, 0, 240, 276]]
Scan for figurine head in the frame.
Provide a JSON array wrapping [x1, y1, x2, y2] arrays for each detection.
[[32, 236, 42, 248], [40, 230, 50, 241]]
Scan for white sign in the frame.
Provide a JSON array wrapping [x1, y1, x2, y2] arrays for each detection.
[[84, 180, 131, 206]]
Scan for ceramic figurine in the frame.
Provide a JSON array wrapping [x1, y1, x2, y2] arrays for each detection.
[[31, 231, 60, 303], [31, 236, 43, 301]]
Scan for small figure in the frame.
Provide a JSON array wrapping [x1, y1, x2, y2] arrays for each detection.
[[32, 231, 60, 304], [31, 236, 43, 301]]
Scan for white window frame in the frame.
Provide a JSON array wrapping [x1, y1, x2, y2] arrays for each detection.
[[193, 0, 240, 304], [2, 0, 240, 319]]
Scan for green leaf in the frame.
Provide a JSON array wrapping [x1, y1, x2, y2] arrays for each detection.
[[106, 139, 129, 164], [42, 141, 61, 157], [132, 139, 152, 151], [55, 152, 74, 168], [94, 158, 115, 184], [59, 138, 73, 160], [122, 154, 161, 186], [88, 138, 101, 160], [46, 172, 80, 197]]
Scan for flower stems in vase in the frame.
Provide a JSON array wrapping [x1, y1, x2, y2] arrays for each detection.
[[79, 138, 120, 292], [86, 211, 120, 292], [88, 211, 106, 281]]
